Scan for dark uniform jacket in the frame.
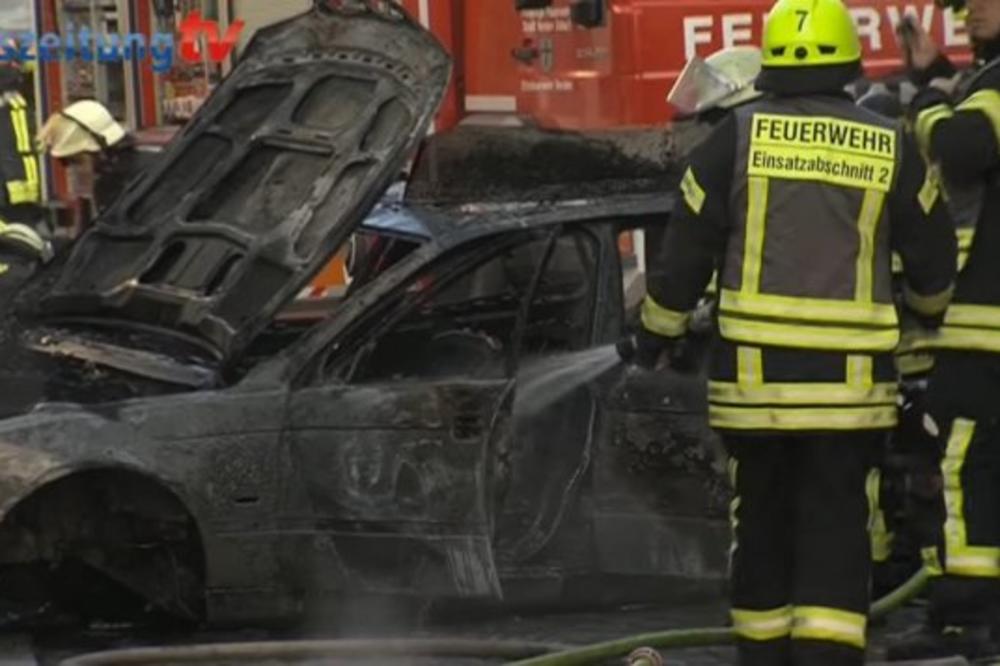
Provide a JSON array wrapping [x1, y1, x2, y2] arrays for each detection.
[[0, 89, 41, 225], [909, 48, 1000, 420], [93, 140, 158, 214], [643, 91, 957, 433]]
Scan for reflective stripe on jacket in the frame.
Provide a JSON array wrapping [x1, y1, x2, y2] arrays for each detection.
[[910, 57, 1000, 359], [644, 92, 956, 432], [0, 92, 40, 216]]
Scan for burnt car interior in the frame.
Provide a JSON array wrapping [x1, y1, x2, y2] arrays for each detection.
[[318, 225, 598, 385], [239, 226, 429, 371]]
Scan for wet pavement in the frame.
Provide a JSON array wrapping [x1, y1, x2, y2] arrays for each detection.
[[16, 596, 933, 665]]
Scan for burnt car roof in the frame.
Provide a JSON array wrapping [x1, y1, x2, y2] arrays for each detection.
[[30, 1, 451, 365], [360, 124, 679, 241], [404, 124, 679, 206], [360, 192, 673, 249]]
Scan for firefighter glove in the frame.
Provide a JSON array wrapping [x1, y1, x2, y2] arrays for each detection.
[[616, 327, 672, 370], [895, 380, 942, 456]]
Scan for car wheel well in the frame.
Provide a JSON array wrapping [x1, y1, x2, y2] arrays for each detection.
[[0, 468, 206, 626]]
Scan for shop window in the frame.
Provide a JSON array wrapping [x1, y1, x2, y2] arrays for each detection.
[[60, 0, 128, 118], [158, 0, 225, 123]]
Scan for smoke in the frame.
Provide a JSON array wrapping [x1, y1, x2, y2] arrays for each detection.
[[513, 345, 621, 418]]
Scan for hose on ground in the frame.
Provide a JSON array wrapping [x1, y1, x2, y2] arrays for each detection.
[[58, 569, 931, 666], [506, 567, 931, 666], [59, 638, 567, 665]]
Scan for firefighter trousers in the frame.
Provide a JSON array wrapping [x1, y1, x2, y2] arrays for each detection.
[[725, 432, 884, 666], [923, 416, 1000, 628]]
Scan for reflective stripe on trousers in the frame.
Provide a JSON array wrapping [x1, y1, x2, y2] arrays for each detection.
[[732, 606, 792, 641], [941, 419, 1000, 577], [731, 605, 868, 648], [867, 468, 893, 564]]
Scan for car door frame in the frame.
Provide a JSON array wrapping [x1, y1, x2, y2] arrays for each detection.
[[273, 226, 570, 601]]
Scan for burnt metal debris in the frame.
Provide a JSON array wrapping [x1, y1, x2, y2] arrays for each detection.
[[0, 0, 733, 632]]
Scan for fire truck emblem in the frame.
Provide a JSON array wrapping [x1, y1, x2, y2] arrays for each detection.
[[540, 37, 554, 72]]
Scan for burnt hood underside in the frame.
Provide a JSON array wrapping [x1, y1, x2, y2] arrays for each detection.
[[34, 1, 450, 364]]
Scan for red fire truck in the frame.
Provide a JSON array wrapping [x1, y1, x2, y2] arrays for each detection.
[[396, 0, 970, 130]]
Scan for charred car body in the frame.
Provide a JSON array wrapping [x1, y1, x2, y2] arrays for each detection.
[[0, 2, 732, 627]]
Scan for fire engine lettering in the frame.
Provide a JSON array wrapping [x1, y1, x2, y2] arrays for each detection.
[[723, 14, 754, 48], [850, 8, 882, 51], [943, 8, 969, 47], [521, 7, 571, 19], [681, 7, 968, 59], [885, 5, 934, 33], [683, 16, 714, 60], [522, 79, 574, 92]]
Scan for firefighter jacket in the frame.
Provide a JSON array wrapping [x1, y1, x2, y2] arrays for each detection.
[[906, 52, 1000, 419], [0, 91, 40, 225], [643, 92, 957, 432], [892, 219, 975, 379], [93, 141, 157, 215]]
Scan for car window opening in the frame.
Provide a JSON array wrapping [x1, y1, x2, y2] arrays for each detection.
[[335, 228, 598, 385]]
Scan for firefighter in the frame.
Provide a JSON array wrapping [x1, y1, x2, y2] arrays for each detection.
[[884, 0, 1000, 660], [0, 45, 51, 299], [618, 0, 958, 663], [37, 100, 154, 215]]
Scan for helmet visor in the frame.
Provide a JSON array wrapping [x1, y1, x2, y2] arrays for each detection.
[[668, 56, 741, 116]]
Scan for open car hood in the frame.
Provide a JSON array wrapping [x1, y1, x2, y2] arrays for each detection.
[[34, 0, 450, 365]]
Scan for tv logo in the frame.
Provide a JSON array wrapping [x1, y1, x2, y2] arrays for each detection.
[[178, 11, 246, 65], [0, 11, 247, 74]]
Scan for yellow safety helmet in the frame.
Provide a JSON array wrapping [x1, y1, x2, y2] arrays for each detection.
[[0, 223, 53, 264], [37, 100, 126, 159], [761, 0, 862, 68]]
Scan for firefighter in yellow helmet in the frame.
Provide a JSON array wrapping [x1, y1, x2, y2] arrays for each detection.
[[38, 100, 154, 216], [618, 0, 958, 663], [883, 0, 1000, 660]]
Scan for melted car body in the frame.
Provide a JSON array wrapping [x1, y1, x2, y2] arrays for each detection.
[[0, 1, 729, 627]]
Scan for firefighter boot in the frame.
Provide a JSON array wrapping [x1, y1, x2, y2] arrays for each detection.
[[887, 625, 1000, 662]]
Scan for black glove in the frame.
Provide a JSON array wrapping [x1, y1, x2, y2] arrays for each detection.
[[668, 332, 710, 374], [909, 53, 957, 87], [895, 379, 941, 457], [616, 327, 673, 370]]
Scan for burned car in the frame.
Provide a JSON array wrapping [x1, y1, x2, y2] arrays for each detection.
[[0, 1, 730, 627]]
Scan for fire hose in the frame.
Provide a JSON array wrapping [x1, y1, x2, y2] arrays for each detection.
[[60, 568, 929, 666], [506, 566, 931, 666]]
